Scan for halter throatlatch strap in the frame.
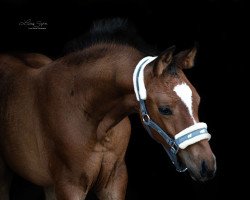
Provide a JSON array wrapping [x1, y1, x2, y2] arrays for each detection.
[[133, 56, 211, 172]]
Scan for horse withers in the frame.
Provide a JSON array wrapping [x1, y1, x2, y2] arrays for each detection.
[[0, 19, 216, 200]]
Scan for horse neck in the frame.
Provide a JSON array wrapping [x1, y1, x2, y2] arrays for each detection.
[[61, 44, 145, 134]]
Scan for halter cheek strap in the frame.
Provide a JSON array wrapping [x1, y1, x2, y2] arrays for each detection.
[[133, 56, 211, 172]]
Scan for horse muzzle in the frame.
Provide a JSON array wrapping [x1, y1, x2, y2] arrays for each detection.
[[179, 140, 217, 182]]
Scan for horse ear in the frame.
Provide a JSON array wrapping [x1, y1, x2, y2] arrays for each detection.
[[153, 46, 175, 76], [174, 47, 197, 69]]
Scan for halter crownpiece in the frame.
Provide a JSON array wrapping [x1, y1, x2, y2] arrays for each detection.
[[133, 56, 211, 172], [133, 56, 157, 100]]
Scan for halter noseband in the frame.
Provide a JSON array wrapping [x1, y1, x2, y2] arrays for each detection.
[[133, 56, 211, 172]]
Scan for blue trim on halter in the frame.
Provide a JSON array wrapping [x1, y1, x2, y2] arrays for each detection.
[[139, 100, 187, 172], [175, 128, 208, 147]]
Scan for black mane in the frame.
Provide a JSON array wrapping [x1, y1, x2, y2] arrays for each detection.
[[64, 18, 177, 74], [64, 18, 157, 55]]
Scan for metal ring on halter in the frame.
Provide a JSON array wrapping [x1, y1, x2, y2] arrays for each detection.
[[170, 142, 179, 154], [142, 114, 150, 125]]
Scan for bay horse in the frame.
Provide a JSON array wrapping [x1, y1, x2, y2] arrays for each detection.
[[0, 18, 216, 200]]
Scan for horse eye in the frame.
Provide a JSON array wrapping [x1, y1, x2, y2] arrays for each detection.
[[158, 106, 173, 115]]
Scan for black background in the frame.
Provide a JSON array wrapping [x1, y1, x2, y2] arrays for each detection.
[[0, 0, 248, 199]]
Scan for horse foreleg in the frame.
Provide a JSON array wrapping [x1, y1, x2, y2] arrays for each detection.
[[96, 163, 128, 200], [44, 186, 56, 200], [0, 157, 13, 200], [55, 183, 87, 200], [45, 180, 87, 200]]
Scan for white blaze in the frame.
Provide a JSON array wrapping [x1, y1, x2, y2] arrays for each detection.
[[173, 83, 196, 123]]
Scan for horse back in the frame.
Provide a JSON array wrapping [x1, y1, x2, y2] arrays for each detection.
[[13, 53, 53, 68]]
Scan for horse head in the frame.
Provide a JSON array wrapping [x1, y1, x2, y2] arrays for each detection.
[[135, 46, 216, 182]]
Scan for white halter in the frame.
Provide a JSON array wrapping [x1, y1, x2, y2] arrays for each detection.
[[133, 56, 157, 100], [133, 56, 211, 172]]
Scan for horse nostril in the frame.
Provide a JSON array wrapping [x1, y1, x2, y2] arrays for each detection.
[[207, 170, 215, 179], [200, 161, 208, 178], [200, 161, 215, 179]]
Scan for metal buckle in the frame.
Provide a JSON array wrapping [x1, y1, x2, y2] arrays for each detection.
[[142, 114, 150, 125], [170, 142, 179, 154], [176, 167, 188, 173]]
